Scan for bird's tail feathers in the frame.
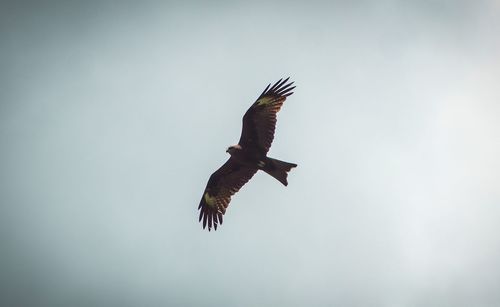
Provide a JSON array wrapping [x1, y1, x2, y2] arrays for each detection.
[[262, 157, 297, 186]]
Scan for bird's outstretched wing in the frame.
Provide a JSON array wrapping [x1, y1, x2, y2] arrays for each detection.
[[198, 158, 258, 231], [238, 78, 295, 154]]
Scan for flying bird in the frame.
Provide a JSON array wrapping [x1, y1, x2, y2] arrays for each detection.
[[198, 78, 297, 231]]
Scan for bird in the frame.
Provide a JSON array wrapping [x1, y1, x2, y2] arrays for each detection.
[[198, 77, 297, 231]]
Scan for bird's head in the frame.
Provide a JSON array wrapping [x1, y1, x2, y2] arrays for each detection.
[[226, 144, 242, 154]]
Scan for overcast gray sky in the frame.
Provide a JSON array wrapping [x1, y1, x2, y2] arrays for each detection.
[[1, 1, 500, 306]]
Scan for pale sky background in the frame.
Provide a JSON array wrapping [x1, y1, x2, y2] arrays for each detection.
[[1, 1, 500, 306]]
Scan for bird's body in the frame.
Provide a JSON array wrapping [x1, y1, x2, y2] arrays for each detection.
[[227, 145, 296, 185], [198, 78, 297, 231], [226, 144, 260, 167]]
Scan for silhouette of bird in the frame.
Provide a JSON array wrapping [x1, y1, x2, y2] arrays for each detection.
[[198, 78, 297, 231]]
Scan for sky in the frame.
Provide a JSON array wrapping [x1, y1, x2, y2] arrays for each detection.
[[1, 1, 500, 306]]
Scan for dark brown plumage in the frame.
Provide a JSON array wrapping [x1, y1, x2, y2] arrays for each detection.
[[198, 78, 297, 231]]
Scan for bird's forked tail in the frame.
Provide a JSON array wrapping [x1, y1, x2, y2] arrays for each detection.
[[262, 157, 297, 186]]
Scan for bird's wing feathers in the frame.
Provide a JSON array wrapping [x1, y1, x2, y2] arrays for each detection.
[[198, 158, 257, 231], [239, 78, 295, 153]]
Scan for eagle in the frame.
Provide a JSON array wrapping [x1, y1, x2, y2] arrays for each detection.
[[198, 77, 297, 231]]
